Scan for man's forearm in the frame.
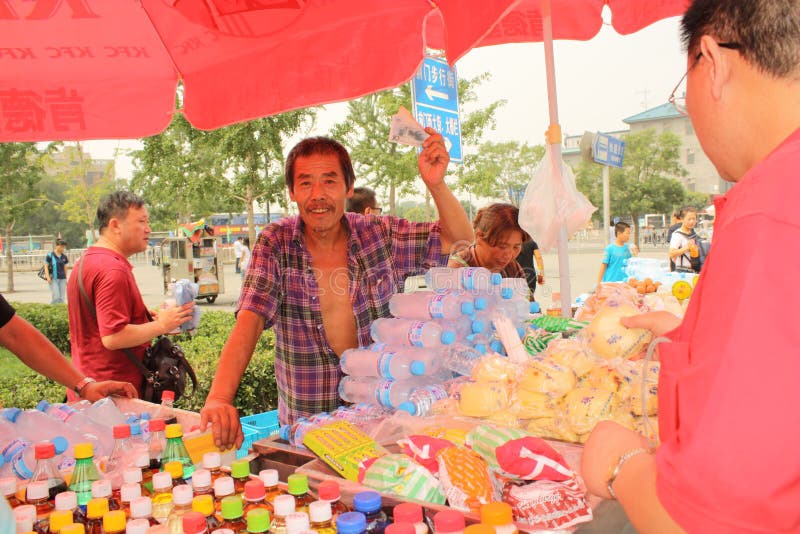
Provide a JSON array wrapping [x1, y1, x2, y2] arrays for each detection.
[[428, 181, 473, 253]]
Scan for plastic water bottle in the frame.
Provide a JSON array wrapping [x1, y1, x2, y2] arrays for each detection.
[[86, 397, 127, 429], [370, 318, 455, 348], [30, 441, 68, 498], [279, 413, 336, 447], [174, 279, 201, 332], [338, 376, 437, 409], [388, 291, 475, 320], [434, 316, 483, 339], [425, 267, 502, 292], [500, 278, 530, 301], [397, 384, 448, 416], [441, 344, 484, 376], [153, 391, 178, 426], [36, 401, 110, 458], [340, 348, 426, 380]]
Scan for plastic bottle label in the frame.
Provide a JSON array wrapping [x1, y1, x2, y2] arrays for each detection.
[[377, 352, 397, 379], [427, 294, 447, 319], [376, 381, 393, 407], [460, 267, 479, 290], [53, 405, 76, 423], [4, 438, 33, 479], [407, 321, 426, 347]]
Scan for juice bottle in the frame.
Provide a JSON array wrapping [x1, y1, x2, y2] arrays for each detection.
[[13, 504, 36, 533], [218, 495, 247, 533], [258, 469, 285, 506], [68, 443, 101, 508], [243, 479, 273, 516], [286, 474, 314, 515], [164, 460, 188, 486], [61, 525, 88, 534], [433, 510, 465, 534], [129, 496, 160, 526], [246, 508, 270, 533], [352, 491, 387, 534], [213, 477, 236, 520], [192, 468, 214, 497], [123, 466, 151, 497], [133, 452, 154, 495], [193, 494, 222, 532], [479, 503, 518, 534], [102, 510, 127, 534], [168, 484, 195, 533], [202, 452, 225, 485], [163, 424, 194, 479], [271, 494, 296, 534], [151, 471, 174, 523], [47, 509, 75, 534], [0, 476, 23, 508], [229, 459, 250, 495], [393, 502, 428, 534], [183, 510, 210, 534], [25, 480, 55, 531], [336, 512, 367, 534], [120, 482, 142, 517], [285, 511, 310, 533], [317, 479, 349, 521], [309, 500, 336, 534], [30, 441, 68, 499], [84, 497, 109, 534], [385, 525, 415, 534], [54, 491, 87, 527], [125, 518, 152, 534], [90, 479, 120, 511]]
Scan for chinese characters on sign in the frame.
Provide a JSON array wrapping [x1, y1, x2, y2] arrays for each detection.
[[592, 133, 625, 168], [0, 88, 86, 134], [411, 56, 462, 162]]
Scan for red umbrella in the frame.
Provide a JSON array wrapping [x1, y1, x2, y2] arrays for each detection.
[[0, 0, 686, 143]]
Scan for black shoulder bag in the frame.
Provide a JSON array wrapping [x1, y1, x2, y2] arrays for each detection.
[[77, 256, 197, 402]]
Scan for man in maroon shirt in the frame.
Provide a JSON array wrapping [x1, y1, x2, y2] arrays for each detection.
[[66, 191, 193, 399]]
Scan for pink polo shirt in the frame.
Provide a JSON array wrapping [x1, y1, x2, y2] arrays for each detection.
[[656, 128, 800, 531]]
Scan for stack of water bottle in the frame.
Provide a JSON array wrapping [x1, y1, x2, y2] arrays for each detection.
[[335, 266, 540, 419]]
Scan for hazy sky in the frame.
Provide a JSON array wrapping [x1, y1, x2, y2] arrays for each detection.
[[84, 15, 687, 180]]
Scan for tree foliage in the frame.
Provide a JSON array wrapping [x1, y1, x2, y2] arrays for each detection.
[[457, 141, 545, 204], [575, 128, 688, 244]]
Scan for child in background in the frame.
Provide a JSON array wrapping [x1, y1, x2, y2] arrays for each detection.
[[597, 221, 637, 284]]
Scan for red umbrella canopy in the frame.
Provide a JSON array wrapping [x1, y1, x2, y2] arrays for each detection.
[[0, 0, 687, 142]]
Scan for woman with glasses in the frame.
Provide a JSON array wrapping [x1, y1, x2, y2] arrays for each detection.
[[448, 203, 528, 280]]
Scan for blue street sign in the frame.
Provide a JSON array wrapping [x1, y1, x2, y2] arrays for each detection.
[[411, 56, 462, 162], [592, 133, 625, 168]]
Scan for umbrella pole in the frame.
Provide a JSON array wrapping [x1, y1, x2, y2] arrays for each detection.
[[541, 0, 572, 317]]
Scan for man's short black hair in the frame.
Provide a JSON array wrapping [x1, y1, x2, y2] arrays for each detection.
[[346, 187, 378, 214], [614, 221, 630, 236], [55, 238, 67, 246], [96, 191, 145, 232], [284, 137, 356, 193]]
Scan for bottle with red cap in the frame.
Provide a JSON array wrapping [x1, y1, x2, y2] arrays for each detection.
[[54, 491, 87, 526], [184, 510, 210, 534], [153, 390, 178, 425], [317, 479, 349, 521], [147, 418, 167, 474], [393, 503, 428, 534], [385, 524, 416, 534], [30, 441, 68, 500], [433, 510, 465, 534], [243, 478, 273, 516], [104, 425, 133, 489], [25, 480, 55, 530], [258, 469, 285, 505]]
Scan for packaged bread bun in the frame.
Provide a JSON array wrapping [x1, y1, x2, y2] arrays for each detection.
[[458, 381, 509, 417], [517, 359, 577, 397], [563, 387, 619, 435], [581, 300, 652, 360]]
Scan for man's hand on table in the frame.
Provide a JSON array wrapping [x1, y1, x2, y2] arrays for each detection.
[[201, 397, 244, 450]]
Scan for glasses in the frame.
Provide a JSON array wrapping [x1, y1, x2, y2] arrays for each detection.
[[369, 206, 382, 214], [669, 41, 743, 116]]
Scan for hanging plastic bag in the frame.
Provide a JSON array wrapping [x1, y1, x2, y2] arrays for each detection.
[[518, 145, 596, 252]]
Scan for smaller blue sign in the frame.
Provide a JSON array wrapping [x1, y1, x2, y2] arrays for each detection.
[[592, 133, 625, 168]]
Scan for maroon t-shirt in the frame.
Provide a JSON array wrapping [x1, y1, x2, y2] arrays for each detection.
[[67, 247, 150, 399]]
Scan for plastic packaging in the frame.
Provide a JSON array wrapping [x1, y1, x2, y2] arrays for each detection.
[[397, 384, 449, 416], [441, 344, 484, 376], [425, 267, 502, 292], [388, 291, 475, 320], [370, 318, 455, 348], [340, 348, 426, 380], [174, 279, 202, 332], [86, 397, 127, 429]]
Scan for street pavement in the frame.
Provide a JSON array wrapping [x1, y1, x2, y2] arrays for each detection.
[[2, 240, 670, 311]]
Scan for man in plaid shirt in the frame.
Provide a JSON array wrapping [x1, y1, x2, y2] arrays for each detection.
[[201, 129, 474, 449]]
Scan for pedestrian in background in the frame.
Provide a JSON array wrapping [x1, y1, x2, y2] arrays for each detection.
[[346, 186, 382, 215], [239, 237, 251, 278], [516, 238, 544, 299], [234, 236, 243, 273], [44, 238, 69, 304]]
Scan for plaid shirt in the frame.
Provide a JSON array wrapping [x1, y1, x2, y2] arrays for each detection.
[[238, 212, 446, 424]]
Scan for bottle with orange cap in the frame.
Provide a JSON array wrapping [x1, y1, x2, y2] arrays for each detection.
[[68, 443, 102, 508], [84, 497, 109, 534], [193, 494, 222, 532], [61, 524, 87, 534], [229, 459, 250, 495], [102, 510, 127, 534], [462, 525, 496, 534], [479, 502, 518, 534], [243, 479, 272, 516]]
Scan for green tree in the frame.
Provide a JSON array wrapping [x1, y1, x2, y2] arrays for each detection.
[[331, 73, 504, 214], [0, 143, 48, 291], [457, 141, 545, 204], [576, 129, 687, 245]]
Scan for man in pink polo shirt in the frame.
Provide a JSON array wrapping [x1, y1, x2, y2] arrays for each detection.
[[581, 0, 800, 531]]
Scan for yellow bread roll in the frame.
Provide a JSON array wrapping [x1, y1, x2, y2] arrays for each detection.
[[563, 387, 620, 435], [525, 417, 580, 443], [458, 381, 509, 417], [517, 359, 577, 398], [582, 301, 652, 360], [509, 388, 556, 420], [470, 355, 521, 383], [543, 338, 598, 378]]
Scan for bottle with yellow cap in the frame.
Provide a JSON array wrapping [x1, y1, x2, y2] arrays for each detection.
[[55, 491, 88, 527], [68, 443, 102, 508], [102, 510, 127, 534], [247, 508, 271, 534], [286, 473, 314, 515], [164, 460, 188, 487], [61, 525, 87, 534], [47, 509, 75, 534], [229, 459, 250, 495], [163, 424, 194, 479], [218, 495, 247, 533], [478, 502, 518, 534], [84, 497, 109, 534], [462, 525, 496, 534], [193, 494, 222, 532]]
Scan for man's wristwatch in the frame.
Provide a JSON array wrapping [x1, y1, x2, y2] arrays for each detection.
[[606, 447, 651, 500], [73, 377, 97, 397]]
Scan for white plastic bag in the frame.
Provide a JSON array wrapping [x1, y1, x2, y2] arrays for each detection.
[[518, 146, 596, 252]]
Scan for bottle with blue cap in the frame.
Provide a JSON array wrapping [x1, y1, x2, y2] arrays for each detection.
[[352, 491, 388, 534], [440, 344, 484, 376], [397, 384, 449, 417], [338, 376, 440, 409], [388, 290, 475, 320], [337, 511, 368, 534], [370, 318, 455, 348], [340, 348, 427, 380], [425, 267, 503, 292]]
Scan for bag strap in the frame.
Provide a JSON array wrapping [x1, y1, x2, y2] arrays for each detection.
[[77, 255, 154, 381]]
